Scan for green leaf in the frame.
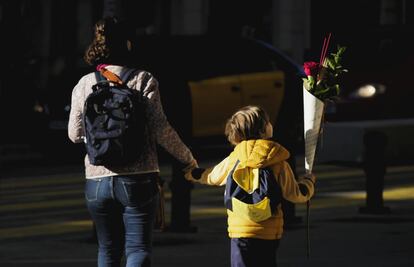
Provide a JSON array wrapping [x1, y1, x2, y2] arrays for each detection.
[[305, 44, 347, 101]]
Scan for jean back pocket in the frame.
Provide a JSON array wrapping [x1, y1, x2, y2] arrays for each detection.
[[120, 177, 158, 207], [85, 178, 102, 202]]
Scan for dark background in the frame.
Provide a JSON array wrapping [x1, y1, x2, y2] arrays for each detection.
[[1, 0, 413, 165]]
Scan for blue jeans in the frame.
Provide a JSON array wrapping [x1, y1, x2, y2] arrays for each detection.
[[85, 174, 159, 267]]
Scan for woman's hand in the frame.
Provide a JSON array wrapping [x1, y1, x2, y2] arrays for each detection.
[[182, 159, 199, 173]]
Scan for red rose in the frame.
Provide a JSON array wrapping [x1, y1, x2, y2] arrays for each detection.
[[303, 61, 320, 77]]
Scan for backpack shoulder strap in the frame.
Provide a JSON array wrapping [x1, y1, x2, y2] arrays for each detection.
[[99, 68, 123, 84], [92, 71, 107, 92], [120, 68, 137, 84], [227, 160, 240, 179], [224, 160, 241, 210], [95, 71, 105, 82]]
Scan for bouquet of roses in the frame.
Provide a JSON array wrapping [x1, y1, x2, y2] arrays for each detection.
[[303, 33, 347, 174], [302, 34, 348, 259]]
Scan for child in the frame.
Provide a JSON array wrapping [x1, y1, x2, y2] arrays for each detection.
[[185, 105, 315, 267]]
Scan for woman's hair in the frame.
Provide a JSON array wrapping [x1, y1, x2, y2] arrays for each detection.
[[225, 105, 271, 145], [84, 16, 132, 66]]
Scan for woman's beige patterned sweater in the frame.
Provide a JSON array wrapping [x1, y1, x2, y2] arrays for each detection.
[[68, 65, 195, 179]]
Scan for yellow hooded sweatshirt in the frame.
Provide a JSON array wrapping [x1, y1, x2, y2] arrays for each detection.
[[186, 139, 315, 240]]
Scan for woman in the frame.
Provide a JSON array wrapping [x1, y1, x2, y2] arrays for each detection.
[[68, 16, 197, 267]]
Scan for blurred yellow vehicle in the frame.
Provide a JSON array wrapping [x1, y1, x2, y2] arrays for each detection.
[[132, 36, 305, 148]]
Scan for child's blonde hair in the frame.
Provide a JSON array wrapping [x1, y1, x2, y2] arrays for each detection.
[[225, 105, 271, 145]]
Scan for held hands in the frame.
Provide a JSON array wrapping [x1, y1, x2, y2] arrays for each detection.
[[187, 168, 205, 181], [182, 159, 206, 182], [182, 159, 199, 173], [182, 159, 199, 182]]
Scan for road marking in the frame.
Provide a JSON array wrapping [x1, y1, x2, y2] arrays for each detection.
[[319, 185, 414, 201], [0, 188, 83, 203], [0, 198, 85, 212], [0, 208, 88, 224], [0, 219, 93, 239], [313, 164, 414, 179], [0, 175, 83, 190], [1, 162, 413, 241], [0, 259, 96, 263], [191, 207, 227, 219]]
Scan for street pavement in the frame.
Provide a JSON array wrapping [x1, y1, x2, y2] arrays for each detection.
[[1, 155, 414, 267]]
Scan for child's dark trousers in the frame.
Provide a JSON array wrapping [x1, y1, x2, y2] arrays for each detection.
[[231, 238, 280, 267]]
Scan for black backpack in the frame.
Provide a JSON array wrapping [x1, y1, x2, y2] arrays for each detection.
[[83, 69, 149, 166], [224, 160, 282, 222]]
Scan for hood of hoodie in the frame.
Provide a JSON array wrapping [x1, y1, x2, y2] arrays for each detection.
[[231, 139, 290, 192]]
